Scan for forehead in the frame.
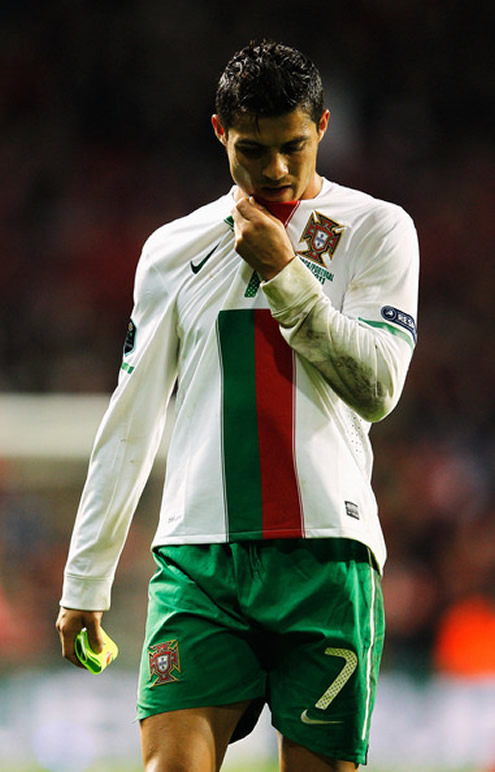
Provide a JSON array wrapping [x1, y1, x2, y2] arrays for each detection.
[[228, 107, 317, 143]]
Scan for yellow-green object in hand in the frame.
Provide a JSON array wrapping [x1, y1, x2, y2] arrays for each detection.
[[75, 627, 119, 673]]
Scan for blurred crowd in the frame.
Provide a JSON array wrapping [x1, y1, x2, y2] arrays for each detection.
[[1, 0, 494, 674]]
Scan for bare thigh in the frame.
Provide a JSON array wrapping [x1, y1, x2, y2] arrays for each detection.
[[140, 700, 252, 772], [279, 734, 358, 772]]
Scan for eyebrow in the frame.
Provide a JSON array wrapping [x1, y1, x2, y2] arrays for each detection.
[[235, 135, 308, 149]]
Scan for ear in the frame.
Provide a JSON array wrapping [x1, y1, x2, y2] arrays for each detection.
[[211, 114, 228, 146], [317, 109, 330, 141]]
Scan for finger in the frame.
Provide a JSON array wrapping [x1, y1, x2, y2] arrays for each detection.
[[231, 204, 242, 226], [237, 197, 279, 229], [86, 615, 104, 654], [234, 196, 260, 220], [249, 195, 269, 211], [56, 611, 86, 668]]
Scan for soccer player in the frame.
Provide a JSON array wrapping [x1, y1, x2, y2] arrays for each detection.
[[57, 40, 419, 771]]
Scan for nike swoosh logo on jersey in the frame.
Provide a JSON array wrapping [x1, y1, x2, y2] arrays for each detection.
[[190, 244, 219, 274], [300, 709, 343, 725]]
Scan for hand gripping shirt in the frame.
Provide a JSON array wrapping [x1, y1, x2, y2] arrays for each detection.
[[61, 178, 419, 611]]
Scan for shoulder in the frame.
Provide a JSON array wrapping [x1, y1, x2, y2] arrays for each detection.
[[133, 191, 234, 293], [321, 178, 415, 231], [143, 192, 234, 257]]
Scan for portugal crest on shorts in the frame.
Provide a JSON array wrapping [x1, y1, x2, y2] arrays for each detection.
[[298, 211, 344, 266], [148, 640, 181, 686]]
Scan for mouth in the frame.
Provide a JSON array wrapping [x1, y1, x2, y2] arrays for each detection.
[[258, 184, 293, 200]]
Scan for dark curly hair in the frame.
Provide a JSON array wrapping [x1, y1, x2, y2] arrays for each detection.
[[215, 40, 325, 131]]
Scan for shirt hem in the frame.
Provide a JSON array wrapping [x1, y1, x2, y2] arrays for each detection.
[[151, 528, 385, 573]]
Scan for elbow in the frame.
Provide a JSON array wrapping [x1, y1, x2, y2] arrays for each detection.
[[351, 377, 398, 423], [334, 355, 397, 422], [356, 390, 395, 423], [350, 348, 405, 422]]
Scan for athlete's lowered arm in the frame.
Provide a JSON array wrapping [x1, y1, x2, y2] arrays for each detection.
[[60, 246, 180, 615]]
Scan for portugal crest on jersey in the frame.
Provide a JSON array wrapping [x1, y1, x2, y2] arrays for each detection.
[[298, 211, 344, 266], [148, 640, 181, 686]]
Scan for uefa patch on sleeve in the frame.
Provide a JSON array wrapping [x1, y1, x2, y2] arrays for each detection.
[[381, 306, 417, 343], [123, 319, 137, 355]]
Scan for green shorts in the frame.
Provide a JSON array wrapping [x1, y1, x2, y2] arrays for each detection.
[[137, 538, 384, 766]]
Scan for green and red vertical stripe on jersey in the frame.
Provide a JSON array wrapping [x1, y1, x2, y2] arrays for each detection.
[[218, 309, 303, 540]]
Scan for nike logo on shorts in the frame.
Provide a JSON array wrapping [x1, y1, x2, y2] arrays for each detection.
[[190, 244, 219, 274], [300, 709, 343, 725]]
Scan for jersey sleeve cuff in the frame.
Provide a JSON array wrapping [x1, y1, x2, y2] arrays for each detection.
[[60, 573, 112, 611], [261, 256, 323, 324]]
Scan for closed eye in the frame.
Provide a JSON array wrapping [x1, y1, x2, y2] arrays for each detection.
[[237, 144, 265, 159], [281, 140, 306, 154]]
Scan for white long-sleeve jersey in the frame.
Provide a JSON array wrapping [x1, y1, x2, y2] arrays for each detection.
[[61, 178, 419, 610]]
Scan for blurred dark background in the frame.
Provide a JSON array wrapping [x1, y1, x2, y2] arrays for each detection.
[[1, 0, 494, 679]]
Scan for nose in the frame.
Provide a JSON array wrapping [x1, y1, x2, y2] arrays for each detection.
[[262, 152, 288, 181]]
